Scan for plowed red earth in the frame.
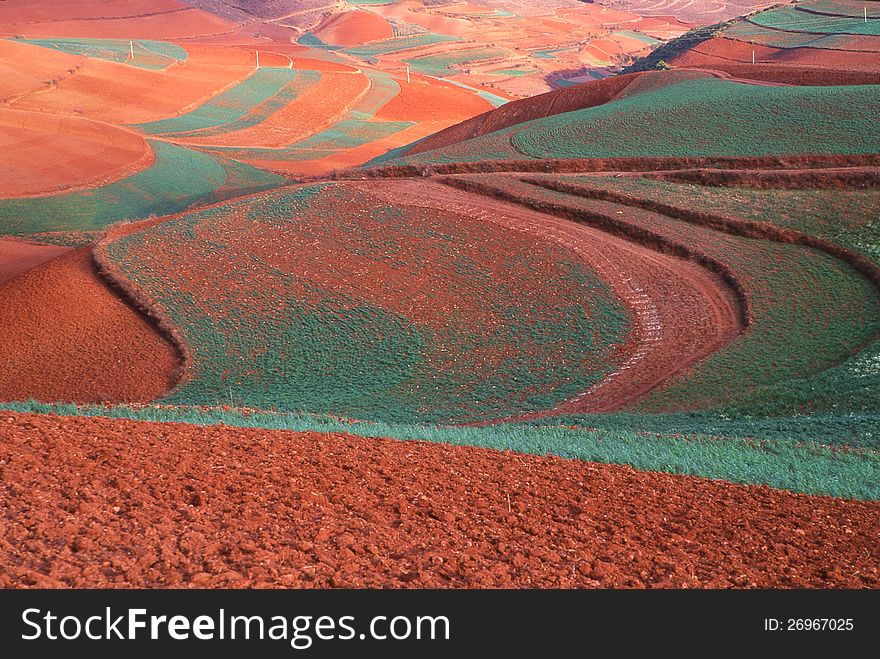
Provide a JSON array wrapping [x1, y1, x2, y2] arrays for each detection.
[[0, 411, 877, 588], [8, 43, 257, 125], [0, 249, 178, 403], [0, 108, 152, 197]]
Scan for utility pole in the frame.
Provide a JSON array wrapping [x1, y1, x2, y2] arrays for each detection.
[[256, 50, 260, 69], [866, 7, 869, 22], [752, 49, 755, 64], [129, 40, 134, 60], [406, 65, 411, 83]]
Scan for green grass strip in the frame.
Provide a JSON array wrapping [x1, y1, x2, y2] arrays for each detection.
[[2, 400, 877, 501], [0, 141, 286, 240], [135, 68, 298, 135], [15, 37, 187, 70], [155, 70, 322, 139]]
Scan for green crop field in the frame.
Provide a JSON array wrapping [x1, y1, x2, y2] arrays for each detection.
[[446, 174, 880, 420], [0, 141, 287, 244], [380, 79, 880, 166], [134, 68, 299, 135], [749, 6, 880, 35], [15, 37, 187, 70], [721, 21, 880, 50], [149, 70, 322, 139], [404, 47, 509, 76], [343, 33, 461, 63], [538, 176, 880, 418], [101, 183, 630, 424], [207, 70, 413, 162]]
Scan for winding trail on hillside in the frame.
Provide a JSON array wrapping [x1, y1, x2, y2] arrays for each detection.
[[364, 179, 744, 417]]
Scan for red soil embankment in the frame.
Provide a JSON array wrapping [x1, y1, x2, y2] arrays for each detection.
[[649, 166, 880, 189], [0, 411, 877, 588], [0, 249, 179, 404], [0, 108, 153, 197], [407, 72, 643, 156], [182, 67, 368, 148], [357, 154, 880, 179], [0, 239, 70, 285]]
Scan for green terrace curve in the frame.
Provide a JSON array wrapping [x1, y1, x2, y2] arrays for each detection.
[[14, 37, 187, 70], [134, 68, 300, 136], [206, 70, 414, 162], [0, 141, 287, 245], [377, 79, 880, 166], [101, 183, 630, 424]]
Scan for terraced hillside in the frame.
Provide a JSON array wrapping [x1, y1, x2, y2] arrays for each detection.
[[372, 71, 880, 166], [634, 0, 880, 84], [1, 0, 879, 589], [295, 0, 691, 97]]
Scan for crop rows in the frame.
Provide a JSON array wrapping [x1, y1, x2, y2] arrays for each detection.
[[500, 175, 880, 414], [208, 70, 413, 162], [160, 70, 322, 140], [101, 183, 630, 424], [135, 68, 299, 135], [748, 5, 880, 35], [532, 176, 880, 417], [722, 20, 880, 50], [404, 48, 509, 76], [798, 0, 880, 18], [342, 33, 461, 63]]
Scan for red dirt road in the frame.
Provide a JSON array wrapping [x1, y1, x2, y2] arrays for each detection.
[[0, 411, 877, 588], [0, 249, 178, 403]]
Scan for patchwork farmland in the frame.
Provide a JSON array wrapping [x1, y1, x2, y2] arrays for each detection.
[[1, 0, 879, 590]]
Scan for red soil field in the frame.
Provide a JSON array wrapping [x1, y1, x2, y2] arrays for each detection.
[[267, 122, 443, 177], [0, 0, 234, 40], [0, 39, 82, 103], [0, 249, 178, 404], [374, 74, 492, 124], [0, 108, 153, 197], [0, 0, 183, 24], [183, 67, 369, 149], [1, 411, 877, 588], [366, 179, 742, 415], [370, 2, 472, 37], [673, 37, 880, 72], [0, 239, 69, 285], [8, 43, 257, 124], [312, 9, 394, 46]]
